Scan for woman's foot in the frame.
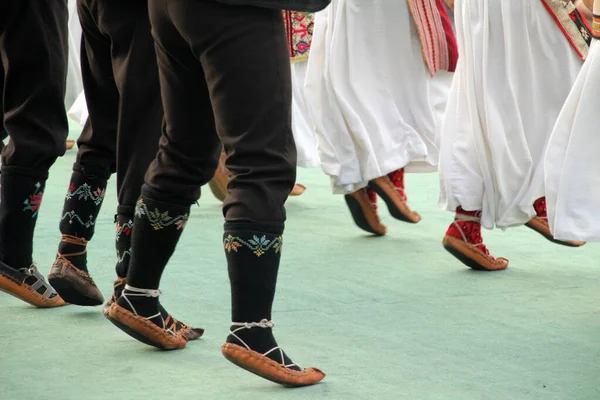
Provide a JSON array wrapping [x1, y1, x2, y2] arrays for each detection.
[[368, 173, 421, 223], [221, 319, 325, 387], [442, 207, 508, 271], [526, 197, 586, 247], [344, 187, 387, 235]]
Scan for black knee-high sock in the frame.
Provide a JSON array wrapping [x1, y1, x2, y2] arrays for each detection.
[[0, 166, 48, 270], [114, 206, 134, 279], [119, 189, 190, 319], [58, 164, 108, 272], [224, 222, 300, 370]]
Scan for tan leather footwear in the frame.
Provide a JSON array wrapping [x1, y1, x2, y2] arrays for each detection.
[[0, 262, 67, 308]]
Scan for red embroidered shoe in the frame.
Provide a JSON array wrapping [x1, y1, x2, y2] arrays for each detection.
[[442, 207, 508, 271], [387, 168, 407, 202], [344, 188, 387, 236], [525, 197, 585, 247]]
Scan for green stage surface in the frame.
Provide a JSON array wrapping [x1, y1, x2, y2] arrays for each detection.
[[2, 123, 599, 399]]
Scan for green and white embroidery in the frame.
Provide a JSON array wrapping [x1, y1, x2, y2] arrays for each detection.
[[135, 199, 188, 231], [66, 183, 105, 206], [61, 210, 96, 228], [224, 234, 282, 257]]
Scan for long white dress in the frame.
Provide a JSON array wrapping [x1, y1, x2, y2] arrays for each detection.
[[66, 0, 83, 109], [305, 0, 452, 194], [438, 0, 582, 230], [291, 62, 320, 168], [545, 39, 600, 241]]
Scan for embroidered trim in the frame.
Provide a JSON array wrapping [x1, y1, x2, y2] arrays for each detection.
[[116, 219, 133, 239], [23, 182, 44, 218], [61, 210, 96, 228], [407, 0, 458, 76], [282, 11, 314, 63], [116, 250, 131, 264], [593, 13, 600, 37], [135, 199, 188, 231], [541, 0, 592, 60], [66, 183, 105, 206], [224, 234, 283, 257]]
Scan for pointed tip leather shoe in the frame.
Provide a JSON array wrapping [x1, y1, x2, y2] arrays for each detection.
[[0, 262, 67, 308], [48, 256, 104, 306], [368, 176, 421, 223], [344, 188, 387, 236], [221, 343, 325, 387]]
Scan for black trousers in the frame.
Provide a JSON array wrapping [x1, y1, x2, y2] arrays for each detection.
[[0, 0, 69, 171], [76, 0, 162, 208], [147, 0, 296, 225]]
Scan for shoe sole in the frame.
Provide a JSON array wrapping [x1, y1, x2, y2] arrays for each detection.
[[368, 180, 419, 223], [344, 195, 385, 236], [106, 314, 169, 349], [524, 223, 585, 248], [221, 343, 325, 387], [48, 276, 103, 306], [106, 304, 187, 350], [443, 244, 490, 271]]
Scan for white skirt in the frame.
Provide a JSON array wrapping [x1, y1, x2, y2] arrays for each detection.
[[438, 0, 582, 229], [66, 0, 83, 108], [545, 40, 600, 242], [305, 0, 452, 194], [291, 61, 320, 168]]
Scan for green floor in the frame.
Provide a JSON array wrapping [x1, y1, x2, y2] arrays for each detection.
[[2, 124, 600, 400]]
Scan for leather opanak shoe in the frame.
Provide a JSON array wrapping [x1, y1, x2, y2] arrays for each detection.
[[0, 261, 67, 308], [48, 236, 103, 306]]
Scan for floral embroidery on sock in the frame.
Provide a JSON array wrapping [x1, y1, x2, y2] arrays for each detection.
[[224, 234, 283, 257], [135, 199, 188, 231], [116, 219, 133, 239], [61, 210, 96, 228], [66, 182, 105, 206], [23, 182, 44, 218]]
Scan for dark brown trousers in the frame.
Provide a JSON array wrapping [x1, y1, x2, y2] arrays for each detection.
[[146, 0, 297, 226], [76, 0, 162, 208], [0, 0, 69, 172]]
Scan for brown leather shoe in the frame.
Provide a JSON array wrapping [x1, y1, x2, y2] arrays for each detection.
[[0, 262, 67, 308], [442, 235, 509, 271], [105, 280, 202, 343], [290, 184, 306, 196], [106, 302, 188, 350], [526, 216, 586, 248], [47, 235, 104, 306], [222, 343, 325, 387], [344, 188, 387, 236], [48, 258, 104, 306], [368, 176, 421, 223], [208, 151, 229, 202]]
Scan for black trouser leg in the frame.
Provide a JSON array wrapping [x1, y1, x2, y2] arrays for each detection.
[[0, 0, 69, 171], [0, 0, 68, 270], [74, 0, 163, 278], [134, 0, 297, 367]]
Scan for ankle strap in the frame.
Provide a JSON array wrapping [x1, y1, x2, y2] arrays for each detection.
[[61, 234, 88, 246], [231, 319, 274, 329], [455, 213, 481, 222], [124, 284, 161, 297]]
